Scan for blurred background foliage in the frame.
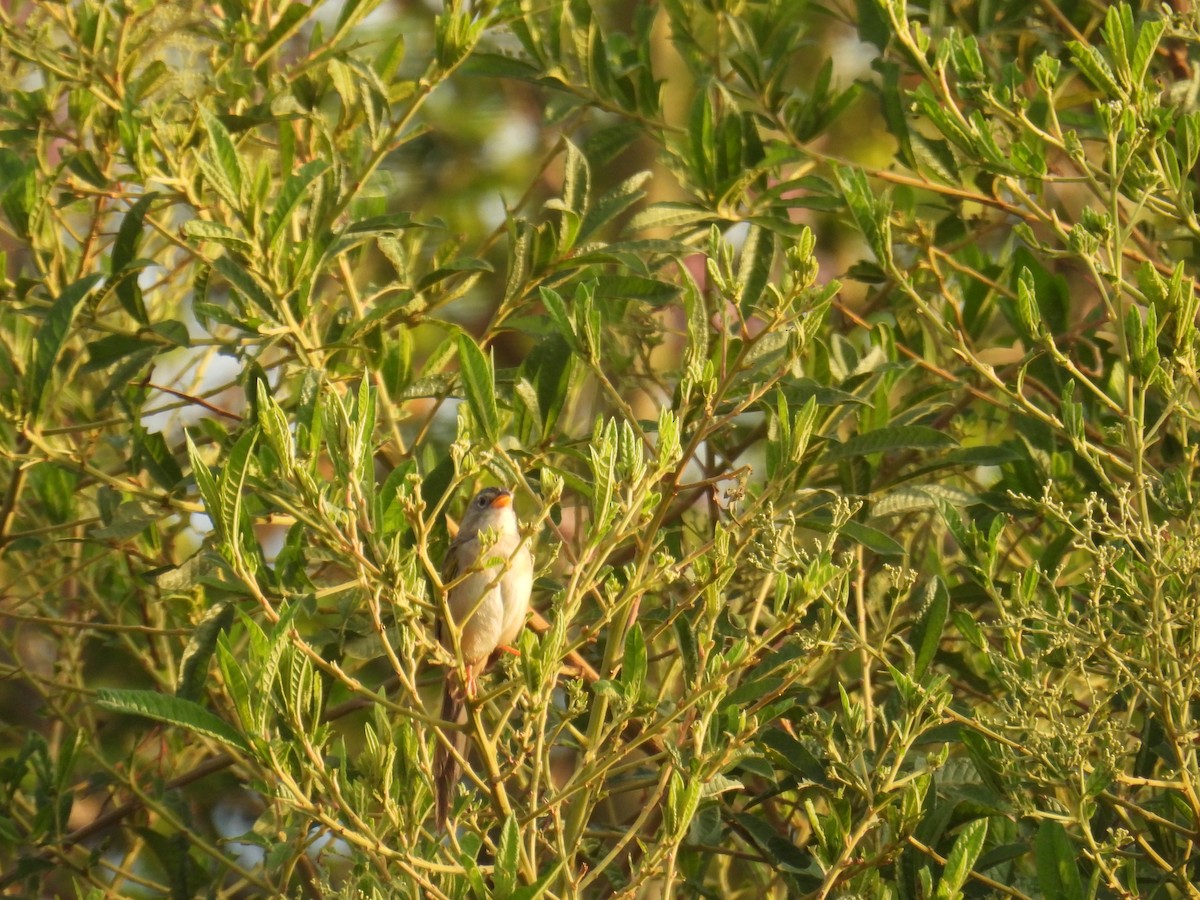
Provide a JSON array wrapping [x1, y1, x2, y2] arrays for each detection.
[[3, 0, 1200, 896]]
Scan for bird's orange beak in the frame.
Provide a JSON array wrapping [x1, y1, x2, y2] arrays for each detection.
[[490, 491, 513, 509]]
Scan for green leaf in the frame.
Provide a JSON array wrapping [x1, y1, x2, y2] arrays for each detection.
[[216, 631, 254, 735], [217, 429, 258, 550], [256, 381, 294, 470], [760, 729, 825, 782], [256, 2, 313, 67], [1131, 17, 1165, 86], [141, 828, 210, 896], [456, 333, 499, 443], [855, 0, 890, 49], [824, 425, 958, 461], [183, 219, 253, 254], [494, 813, 519, 897], [344, 213, 417, 235], [1035, 820, 1084, 900], [561, 138, 590, 217], [834, 165, 891, 267], [525, 335, 573, 440], [95, 689, 250, 753], [213, 255, 276, 318], [111, 192, 157, 323], [257, 602, 301, 731], [591, 274, 680, 305], [730, 812, 821, 880], [673, 616, 699, 685], [578, 171, 649, 243], [539, 287, 577, 350], [185, 431, 223, 540], [176, 602, 235, 702], [83, 333, 159, 374], [267, 159, 327, 250], [622, 622, 647, 705], [911, 577, 949, 680], [28, 274, 104, 418], [134, 428, 184, 490], [628, 201, 718, 231], [1067, 42, 1122, 98], [510, 862, 563, 900], [199, 108, 245, 205], [66, 150, 109, 188], [935, 818, 987, 899], [737, 225, 774, 312], [839, 520, 905, 557], [91, 501, 159, 541]]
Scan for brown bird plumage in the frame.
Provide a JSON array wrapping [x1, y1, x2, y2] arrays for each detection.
[[434, 487, 532, 829]]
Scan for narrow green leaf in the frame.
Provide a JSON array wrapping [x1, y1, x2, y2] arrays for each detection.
[[834, 165, 892, 266], [111, 192, 157, 323], [1016, 267, 1042, 339], [344, 213, 417, 234], [185, 431, 223, 540], [839, 520, 906, 557], [628, 201, 717, 231], [1131, 18, 1165, 86], [456, 333, 499, 443], [622, 622, 647, 705], [135, 428, 184, 490], [589, 419, 617, 533], [353, 374, 376, 488], [494, 813, 519, 897], [591, 274, 681, 305], [539, 287, 577, 350], [95, 689, 250, 753], [255, 2, 313, 67], [526, 335, 573, 440], [213, 255, 276, 318], [176, 603, 235, 701], [760, 730, 825, 782], [578, 171, 649, 243], [267, 159, 327, 250], [256, 381, 294, 470], [66, 150, 109, 188], [673, 616, 699, 685], [91, 501, 159, 540], [28, 274, 104, 417], [935, 818, 988, 898], [1102, 4, 1133, 84], [257, 602, 301, 731], [1067, 42, 1122, 98], [183, 219, 253, 254], [737, 225, 774, 312], [561, 138, 590, 216], [83, 333, 158, 374], [217, 632, 255, 734], [824, 425, 958, 461], [510, 861, 564, 900], [199, 109, 244, 203], [218, 429, 258, 549], [911, 577, 949, 680], [1035, 820, 1084, 900]]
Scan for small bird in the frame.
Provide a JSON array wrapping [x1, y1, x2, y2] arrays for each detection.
[[434, 486, 533, 829]]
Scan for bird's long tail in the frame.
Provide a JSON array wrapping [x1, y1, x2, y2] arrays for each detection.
[[434, 675, 469, 830]]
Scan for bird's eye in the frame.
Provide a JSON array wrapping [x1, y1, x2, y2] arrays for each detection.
[[477, 495, 489, 507]]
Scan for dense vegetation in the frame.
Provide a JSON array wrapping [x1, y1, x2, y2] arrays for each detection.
[[3, 0, 1200, 896]]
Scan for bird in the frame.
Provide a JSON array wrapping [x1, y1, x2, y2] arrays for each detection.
[[434, 486, 533, 829]]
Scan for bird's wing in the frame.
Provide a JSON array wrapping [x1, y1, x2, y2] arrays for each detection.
[[438, 539, 461, 648]]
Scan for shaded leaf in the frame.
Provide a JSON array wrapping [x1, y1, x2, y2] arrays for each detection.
[[456, 333, 499, 443], [95, 689, 250, 753]]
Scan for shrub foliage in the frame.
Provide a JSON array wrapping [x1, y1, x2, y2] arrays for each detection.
[[2, 0, 1200, 896]]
